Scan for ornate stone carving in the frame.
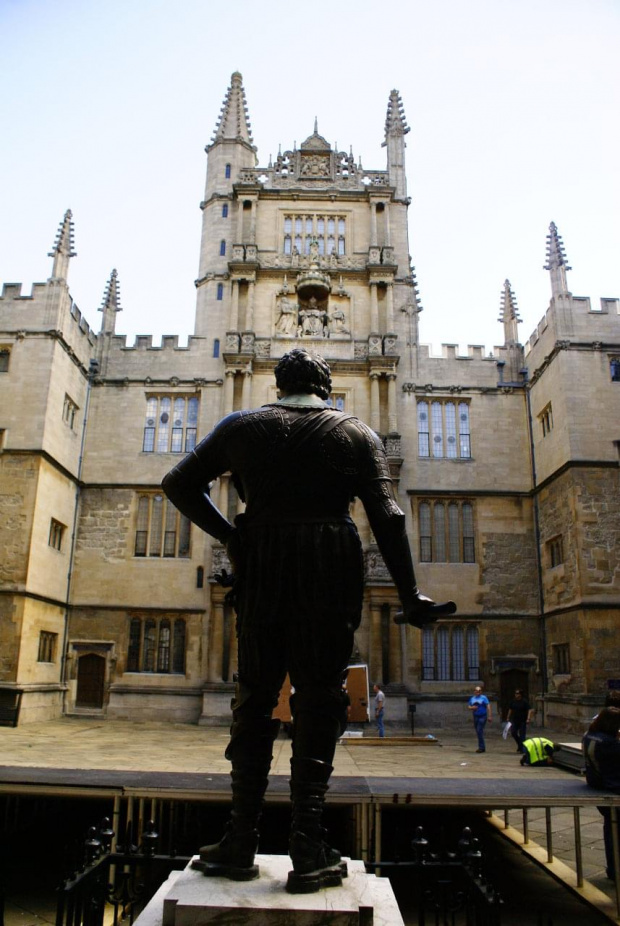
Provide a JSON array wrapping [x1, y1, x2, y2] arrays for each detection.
[[384, 434, 402, 457], [240, 332, 255, 353], [225, 333, 240, 353], [210, 546, 231, 580], [364, 549, 392, 584], [254, 339, 271, 358], [383, 335, 398, 355], [368, 335, 382, 356], [354, 342, 368, 359], [402, 382, 415, 394], [275, 295, 299, 336]]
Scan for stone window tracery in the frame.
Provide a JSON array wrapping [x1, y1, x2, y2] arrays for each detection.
[[143, 395, 198, 453], [126, 615, 186, 673], [283, 214, 346, 257], [63, 394, 78, 429], [134, 493, 191, 558], [417, 400, 471, 459], [49, 518, 65, 551], [38, 631, 57, 663], [418, 499, 475, 563], [423, 624, 479, 681]]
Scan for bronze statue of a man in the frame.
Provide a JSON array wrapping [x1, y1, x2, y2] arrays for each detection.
[[162, 349, 455, 893]]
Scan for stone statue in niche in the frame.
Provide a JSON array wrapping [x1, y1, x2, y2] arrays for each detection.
[[299, 297, 326, 337], [275, 295, 299, 337], [328, 305, 349, 336]]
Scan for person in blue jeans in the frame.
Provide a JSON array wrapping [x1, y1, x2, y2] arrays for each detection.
[[468, 685, 492, 752], [373, 684, 385, 738]]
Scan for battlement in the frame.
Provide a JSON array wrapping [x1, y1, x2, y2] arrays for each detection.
[[0, 279, 96, 347], [524, 294, 620, 357], [419, 342, 507, 362], [1, 281, 48, 301], [114, 333, 204, 350]]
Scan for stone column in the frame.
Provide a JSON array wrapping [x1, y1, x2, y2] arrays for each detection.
[[250, 201, 257, 242], [386, 283, 394, 331], [245, 281, 255, 331], [369, 282, 379, 332], [236, 200, 244, 242], [208, 600, 225, 682], [370, 202, 378, 247], [388, 606, 402, 684], [387, 374, 398, 434], [369, 603, 383, 682], [384, 204, 391, 246], [230, 280, 240, 331], [217, 474, 229, 521], [370, 373, 381, 433], [241, 368, 252, 410], [223, 369, 236, 416]]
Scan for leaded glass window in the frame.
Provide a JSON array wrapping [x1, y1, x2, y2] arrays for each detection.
[[126, 616, 186, 674], [417, 500, 475, 564], [283, 214, 346, 257], [143, 396, 198, 453], [422, 624, 480, 682], [417, 400, 472, 460], [134, 494, 191, 558]]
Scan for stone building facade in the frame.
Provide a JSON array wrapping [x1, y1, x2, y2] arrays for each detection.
[[1, 73, 618, 732]]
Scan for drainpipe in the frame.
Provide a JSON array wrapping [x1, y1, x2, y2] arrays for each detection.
[[522, 369, 548, 725], [60, 357, 99, 711]]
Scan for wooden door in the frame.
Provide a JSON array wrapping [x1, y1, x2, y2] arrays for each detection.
[[76, 653, 106, 708], [345, 664, 369, 722]]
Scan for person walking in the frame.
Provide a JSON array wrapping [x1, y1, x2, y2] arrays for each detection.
[[507, 689, 533, 754], [373, 684, 385, 738], [468, 685, 492, 752]]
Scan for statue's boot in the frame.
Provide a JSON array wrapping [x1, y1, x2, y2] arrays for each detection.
[[394, 587, 457, 628], [193, 718, 279, 880], [286, 757, 347, 894]]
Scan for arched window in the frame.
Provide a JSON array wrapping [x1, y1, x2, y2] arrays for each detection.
[[213, 338, 220, 358], [225, 163, 231, 178], [220, 240, 226, 256], [222, 203, 228, 218], [217, 283, 224, 300]]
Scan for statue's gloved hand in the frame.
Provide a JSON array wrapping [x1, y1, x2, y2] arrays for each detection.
[[394, 588, 457, 628]]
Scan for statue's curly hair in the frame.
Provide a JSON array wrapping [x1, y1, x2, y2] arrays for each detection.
[[274, 349, 332, 400]]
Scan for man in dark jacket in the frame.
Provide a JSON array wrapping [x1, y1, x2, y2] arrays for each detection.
[[163, 349, 455, 892]]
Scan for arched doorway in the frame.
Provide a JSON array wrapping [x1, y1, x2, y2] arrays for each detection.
[[499, 668, 530, 722], [76, 653, 106, 709]]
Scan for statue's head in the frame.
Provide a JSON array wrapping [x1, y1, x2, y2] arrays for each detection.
[[274, 349, 332, 400]]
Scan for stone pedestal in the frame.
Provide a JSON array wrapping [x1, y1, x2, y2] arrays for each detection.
[[135, 856, 404, 926]]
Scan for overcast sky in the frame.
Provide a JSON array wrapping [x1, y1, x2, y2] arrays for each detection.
[[1, 0, 618, 354]]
